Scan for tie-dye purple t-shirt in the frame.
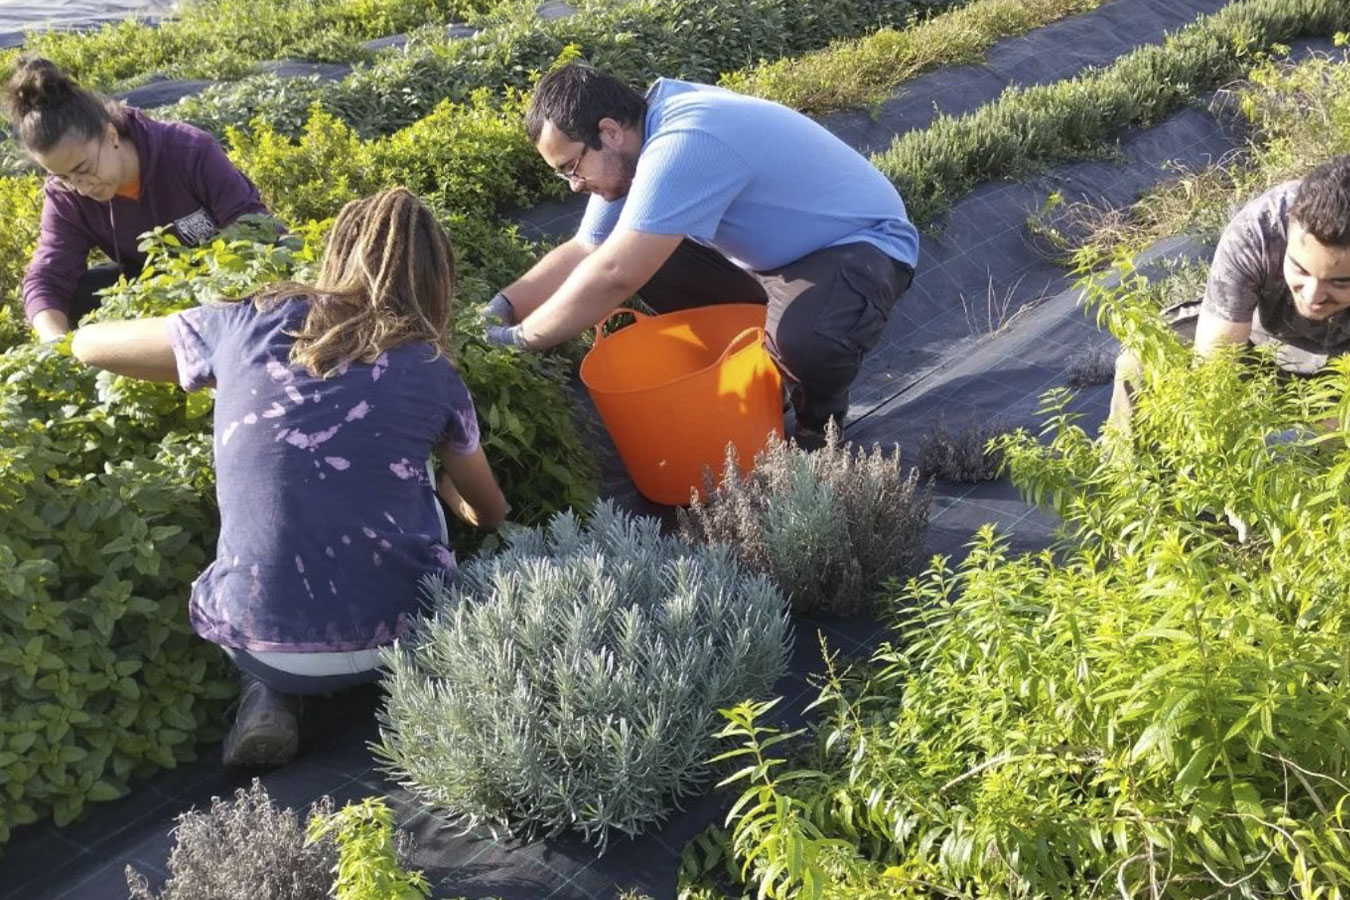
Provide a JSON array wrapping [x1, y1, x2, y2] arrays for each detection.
[[167, 296, 480, 652]]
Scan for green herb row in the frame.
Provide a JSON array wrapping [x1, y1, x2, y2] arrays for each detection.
[[168, 0, 967, 139], [720, 0, 1104, 115], [873, 0, 1350, 224], [3, 0, 497, 92]]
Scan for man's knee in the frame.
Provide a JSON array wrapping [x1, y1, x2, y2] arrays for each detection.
[[1108, 348, 1141, 429]]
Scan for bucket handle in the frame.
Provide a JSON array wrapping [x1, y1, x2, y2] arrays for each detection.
[[716, 326, 766, 364], [592, 308, 652, 343]]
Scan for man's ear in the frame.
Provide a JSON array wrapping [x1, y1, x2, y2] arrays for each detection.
[[595, 117, 628, 149]]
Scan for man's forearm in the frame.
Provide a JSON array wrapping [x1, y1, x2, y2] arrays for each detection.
[[517, 259, 636, 350], [500, 239, 594, 319]]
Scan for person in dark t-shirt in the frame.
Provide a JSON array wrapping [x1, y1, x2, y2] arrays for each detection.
[[1110, 155, 1350, 426], [71, 189, 508, 768]]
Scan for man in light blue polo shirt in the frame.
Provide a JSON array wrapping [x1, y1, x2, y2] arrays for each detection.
[[485, 63, 919, 445]]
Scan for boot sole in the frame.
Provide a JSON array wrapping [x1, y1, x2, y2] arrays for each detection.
[[222, 712, 299, 768]]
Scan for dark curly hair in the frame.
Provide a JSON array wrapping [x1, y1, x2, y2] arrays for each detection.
[[524, 62, 647, 147], [1290, 155, 1350, 247], [1, 56, 127, 154]]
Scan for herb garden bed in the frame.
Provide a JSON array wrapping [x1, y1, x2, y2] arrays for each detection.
[[2, 0, 1349, 897]]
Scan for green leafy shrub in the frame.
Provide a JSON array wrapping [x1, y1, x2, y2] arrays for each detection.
[[872, 0, 1350, 225], [4, 0, 490, 91], [376, 499, 791, 849], [679, 428, 930, 617], [224, 91, 556, 227], [307, 797, 430, 900], [0, 175, 44, 335], [701, 264, 1350, 897], [226, 107, 379, 224], [125, 779, 339, 900], [0, 419, 232, 842], [171, 0, 968, 138]]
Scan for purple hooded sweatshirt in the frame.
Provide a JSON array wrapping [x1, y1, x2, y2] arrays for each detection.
[[21, 107, 268, 323]]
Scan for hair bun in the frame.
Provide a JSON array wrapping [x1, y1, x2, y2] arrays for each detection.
[[6, 57, 75, 118]]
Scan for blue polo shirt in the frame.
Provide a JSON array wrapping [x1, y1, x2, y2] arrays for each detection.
[[577, 78, 919, 272]]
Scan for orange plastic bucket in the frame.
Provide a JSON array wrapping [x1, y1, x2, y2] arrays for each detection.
[[580, 304, 784, 506]]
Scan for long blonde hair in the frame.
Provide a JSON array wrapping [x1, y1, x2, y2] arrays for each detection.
[[259, 188, 455, 377]]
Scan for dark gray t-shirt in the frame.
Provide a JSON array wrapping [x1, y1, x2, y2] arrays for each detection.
[[1202, 180, 1350, 374]]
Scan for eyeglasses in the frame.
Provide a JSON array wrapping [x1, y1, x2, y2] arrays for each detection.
[[50, 135, 106, 191], [553, 144, 589, 184]]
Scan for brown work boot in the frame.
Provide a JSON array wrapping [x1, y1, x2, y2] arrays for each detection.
[[222, 674, 300, 767]]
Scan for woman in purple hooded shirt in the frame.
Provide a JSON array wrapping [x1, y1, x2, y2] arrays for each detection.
[[2, 56, 269, 341]]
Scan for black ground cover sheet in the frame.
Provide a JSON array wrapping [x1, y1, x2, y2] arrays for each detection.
[[2, 2, 1341, 897]]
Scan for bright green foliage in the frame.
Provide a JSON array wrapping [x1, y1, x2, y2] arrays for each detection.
[[721, 0, 1102, 115], [712, 700, 858, 900], [225, 92, 556, 228], [307, 797, 430, 900], [873, 0, 1350, 225], [4, 0, 494, 91], [703, 268, 1350, 897], [172, 0, 967, 138], [376, 500, 791, 850], [0, 223, 311, 845], [679, 428, 931, 617], [0, 175, 44, 341], [0, 419, 232, 843], [226, 108, 380, 224]]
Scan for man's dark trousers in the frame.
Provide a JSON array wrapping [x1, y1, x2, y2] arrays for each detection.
[[637, 238, 914, 431]]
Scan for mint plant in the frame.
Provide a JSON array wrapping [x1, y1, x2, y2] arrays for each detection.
[[376, 500, 791, 849]]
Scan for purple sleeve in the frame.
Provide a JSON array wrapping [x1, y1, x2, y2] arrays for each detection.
[[186, 128, 268, 228], [441, 370, 481, 455], [21, 185, 94, 322], [167, 305, 220, 392]]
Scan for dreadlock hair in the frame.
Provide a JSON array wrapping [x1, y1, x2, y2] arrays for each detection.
[[257, 188, 455, 378], [1, 56, 127, 154]]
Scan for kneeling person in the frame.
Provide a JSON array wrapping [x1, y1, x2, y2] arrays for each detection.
[[486, 63, 919, 445], [1110, 154, 1350, 427], [72, 189, 507, 767]]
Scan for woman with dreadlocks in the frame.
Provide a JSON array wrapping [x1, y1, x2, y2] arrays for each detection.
[[72, 187, 507, 767]]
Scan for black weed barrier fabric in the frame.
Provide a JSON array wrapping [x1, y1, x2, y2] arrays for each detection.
[[0, 2, 1342, 897]]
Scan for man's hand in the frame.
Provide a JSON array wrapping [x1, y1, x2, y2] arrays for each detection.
[[486, 322, 527, 349], [483, 292, 516, 327]]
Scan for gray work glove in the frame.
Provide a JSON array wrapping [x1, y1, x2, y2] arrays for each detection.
[[486, 322, 527, 348], [483, 291, 517, 327]]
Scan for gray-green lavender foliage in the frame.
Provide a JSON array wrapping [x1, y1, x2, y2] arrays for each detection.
[[916, 413, 1012, 482], [679, 427, 930, 617], [375, 500, 791, 850], [125, 780, 338, 900]]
